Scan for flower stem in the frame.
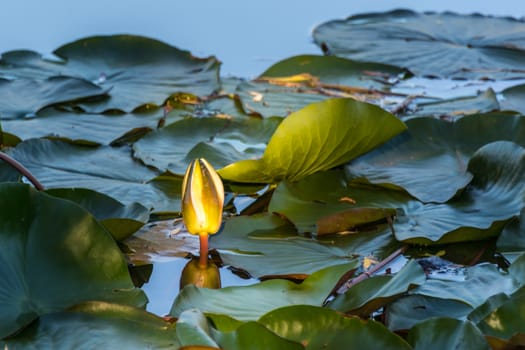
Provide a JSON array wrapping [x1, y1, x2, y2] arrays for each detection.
[[0, 152, 44, 190], [199, 233, 209, 268]]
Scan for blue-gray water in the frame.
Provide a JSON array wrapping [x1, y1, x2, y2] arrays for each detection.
[[1, 0, 523, 78]]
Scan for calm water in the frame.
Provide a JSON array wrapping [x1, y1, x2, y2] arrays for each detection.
[[1, 0, 523, 78]]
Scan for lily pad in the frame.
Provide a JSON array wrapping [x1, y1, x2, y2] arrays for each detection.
[[501, 83, 525, 114], [269, 145, 525, 244], [0, 76, 106, 119], [133, 116, 280, 175], [219, 98, 406, 183], [313, 10, 525, 79], [407, 318, 490, 350], [0, 138, 180, 212], [0, 35, 221, 113], [258, 305, 411, 350], [0, 183, 146, 339], [328, 260, 426, 316], [347, 112, 525, 203], [402, 89, 500, 121], [45, 188, 150, 241], [2, 302, 179, 349], [170, 263, 352, 321], [260, 55, 408, 88], [209, 213, 393, 278], [1, 107, 163, 145]]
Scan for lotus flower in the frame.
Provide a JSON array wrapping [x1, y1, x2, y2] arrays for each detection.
[[181, 158, 224, 275]]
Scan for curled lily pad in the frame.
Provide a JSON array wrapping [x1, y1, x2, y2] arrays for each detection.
[[0, 183, 146, 339], [313, 10, 525, 79], [219, 98, 406, 183], [0, 35, 221, 113]]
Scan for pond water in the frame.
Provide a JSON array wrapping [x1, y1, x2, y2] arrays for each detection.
[[1, 0, 523, 78], [2, 0, 523, 316]]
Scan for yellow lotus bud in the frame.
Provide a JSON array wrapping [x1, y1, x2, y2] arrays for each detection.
[[181, 158, 224, 235]]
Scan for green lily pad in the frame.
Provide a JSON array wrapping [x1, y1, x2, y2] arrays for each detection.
[[497, 209, 525, 262], [313, 10, 525, 79], [133, 116, 280, 175], [170, 263, 352, 321], [213, 321, 303, 350], [2, 301, 178, 349], [1, 107, 163, 145], [209, 213, 395, 278], [407, 318, 490, 350], [347, 112, 525, 203], [328, 260, 426, 316], [219, 98, 406, 183], [0, 138, 180, 212], [176, 309, 219, 348], [0, 35, 221, 113], [45, 188, 150, 241], [258, 305, 411, 350], [0, 76, 106, 119], [0, 183, 146, 339]]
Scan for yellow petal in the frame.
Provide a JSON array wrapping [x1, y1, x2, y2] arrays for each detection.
[[181, 158, 224, 235]]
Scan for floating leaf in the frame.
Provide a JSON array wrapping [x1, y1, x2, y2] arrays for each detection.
[[170, 263, 352, 321], [0, 138, 179, 212], [0, 35, 220, 113], [133, 116, 280, 174], [258, 305, 411, 350], [313, 10, 525, 79], [347, 113, 525, 203], [209, 213, 387, 278], [328, 260, 426, 316], [407, 318, 490, 350], [46, 188, 150, 241], [1, 107, 163, 145], [0, 184, 146, 338], [219, 98, 406, 183], [2, 302, 178, 349], [0, 76, 106, 119], [501, 83, 525, 114]]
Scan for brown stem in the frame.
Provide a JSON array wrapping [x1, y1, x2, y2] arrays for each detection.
[[0, 152, 44, 190], [199, 233, 209, 268], [336, 245, 409, 295]]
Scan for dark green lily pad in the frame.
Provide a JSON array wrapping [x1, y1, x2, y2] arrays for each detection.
[[1, 107, 163, 145], [258, 305, 411, 350], [0, 184, 146, 339], [170, 263, 352, 321], [0, 138, 180, 212], [408, 318, 490, 350], [133, 116, 281, 175], [347, 112, 525, 203], [2, 302, 178, 349], [219, 98, 406, 183], [0, 35, 221, 113], [46, 188, 150, 241], [497, 209, 525, 262], [0, 76, 106, 119], [328, 260, 426, 316], [313, 10, 525, 79]]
